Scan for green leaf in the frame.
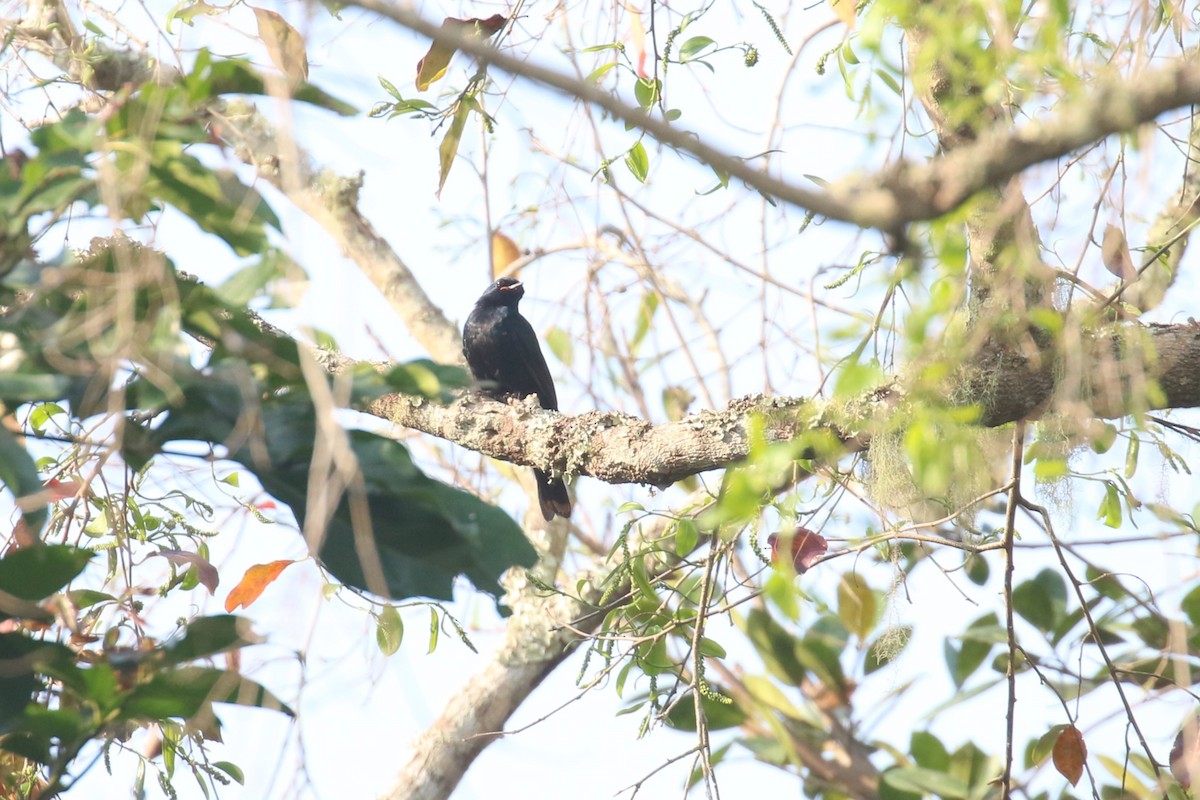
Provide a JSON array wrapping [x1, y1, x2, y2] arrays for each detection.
[[0, 427, 49, 538], [0, 634, 53, 723], [194, 53, 357, 114], [585, 62, 619, 83], [378, 75, 403, 100], [882, 766, 970, 799], [631, 292, 659, 354], [427, 607, 441, 654], [634, 77, 660, 110], [794, 635, 847, 697], [674, 519, 699, 557], [376, 605, 404, 656], [0, 374, 75, 405], [946, 612, 998, 687], [964, 554, 989, 586], [28, 403, 66, 434], [1182, 583, 1200, 627], [738, 609, 807, 686], [911, 731, 951, 771], [665, 687, 746, 731], [678, 36, 716, 61], [120, 666, 293, 720], [148, 152, 276, 256], [1012, 570, 1067, 634], [437, 100, 472, 197], [1031, 724, 1069, 766], [545, 327, 574, 368], [162, 616, 263, 666], [874, 68, 903, 95], [625, 140, 649, 183], [67, 589, 117, 609], [216, 250, 299, 306], [1097, 481, 1123, 528], [0, 545, 93, 616], [380, 360, 471, 403], [837, 574, 876, 639], [1090, 423, 1118, 453], [1124, 433, 1140, 478], [742, 674, 803, 719], [834, 358, 884, 397], [166, 0, 223, 31], [129, 363, 537, 602], [213, 761, 245, 785]]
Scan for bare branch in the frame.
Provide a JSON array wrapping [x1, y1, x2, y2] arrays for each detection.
[[212, 101, 464, 364], [349, 0, 1200, 232]]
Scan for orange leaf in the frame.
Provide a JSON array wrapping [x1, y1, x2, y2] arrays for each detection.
[[416, 15, 507, 92], [1052, 724, 1087, 786], [224, 560, 296, 612], [829, 0, 856, 27], [630, 10, 649, 78], [491, 231, 523, 279]]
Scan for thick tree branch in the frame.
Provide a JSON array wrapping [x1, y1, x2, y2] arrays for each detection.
[[347, 323, 1200, 486], [350, 0, 1200, 232], [382, 580, 594, 800], [367, 391, 825, 487]]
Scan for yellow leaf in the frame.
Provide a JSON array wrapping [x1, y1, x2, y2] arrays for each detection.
[[491, 231, 523, 279], [416, 15, 507, 92], [1052, 725, 1087, 786], [437, 100, 472, 197], [1101, 223, 1136, 280], [252, 7, 308, 86], [829, 0, 856, 28], [224, 560, 296, 612]]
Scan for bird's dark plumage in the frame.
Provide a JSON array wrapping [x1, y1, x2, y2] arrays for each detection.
[[463, 278, 571, 521]]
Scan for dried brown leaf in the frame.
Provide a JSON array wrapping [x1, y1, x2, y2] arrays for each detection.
[[1052, 724, 1087, 786]]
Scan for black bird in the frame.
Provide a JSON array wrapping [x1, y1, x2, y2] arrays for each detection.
[[463, 277, 571, 521]]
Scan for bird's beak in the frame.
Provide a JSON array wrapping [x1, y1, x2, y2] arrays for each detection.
[[500, 281, 523, 291]]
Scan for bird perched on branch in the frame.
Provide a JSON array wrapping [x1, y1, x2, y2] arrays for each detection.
[[463, 277, 572, 521]]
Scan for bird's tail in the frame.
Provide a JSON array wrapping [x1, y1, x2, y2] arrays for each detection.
[[534, 469, 571, 521]]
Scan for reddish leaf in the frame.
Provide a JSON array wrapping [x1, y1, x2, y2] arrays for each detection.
[[767, 527, 828, 574], [154, 550, 220, 595], [45, 479, 84, 500], [224, 560, 295, 612], [1052, 724, 1087, 786], [415, 15, 507, 91], [9, 518, 36, 549]]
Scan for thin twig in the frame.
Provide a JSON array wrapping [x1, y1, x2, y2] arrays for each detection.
[[1001, 421, 1025, 799]]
